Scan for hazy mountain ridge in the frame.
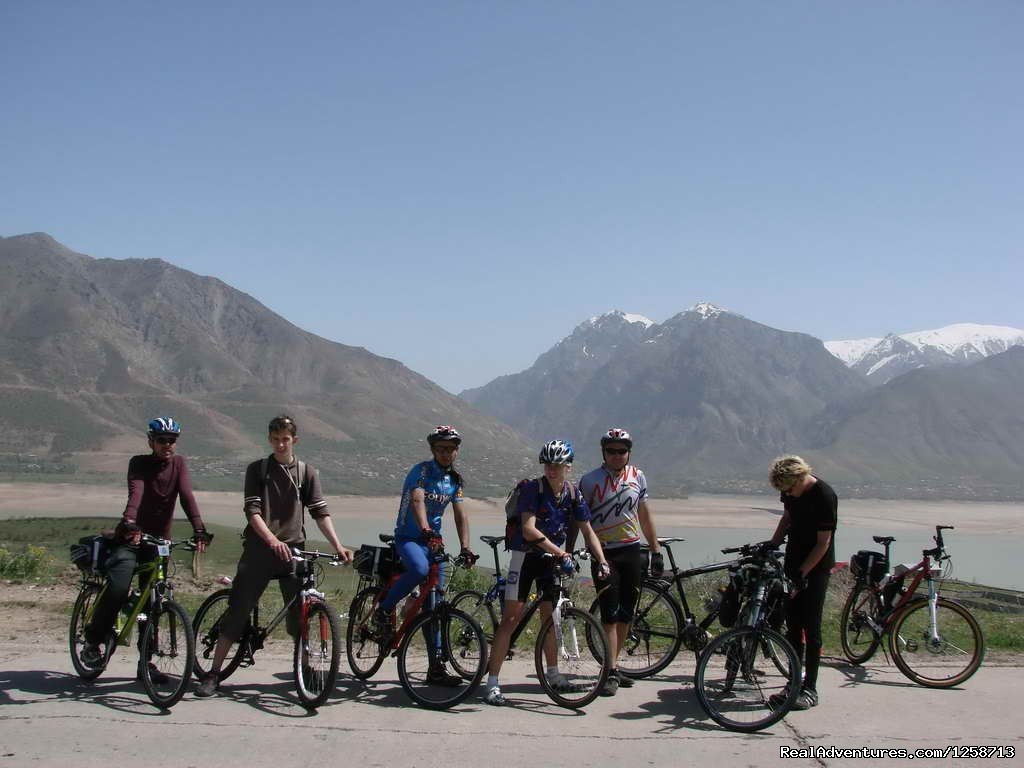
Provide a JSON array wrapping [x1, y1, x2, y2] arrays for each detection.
[[0, 233, 533, 493], [463, 305, 1024, 500]]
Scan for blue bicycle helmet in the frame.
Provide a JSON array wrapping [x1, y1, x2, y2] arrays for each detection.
[[147, 417, 181, 436]]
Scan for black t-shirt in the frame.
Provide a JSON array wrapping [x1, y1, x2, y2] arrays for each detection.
[[782, 478, 838, 577]]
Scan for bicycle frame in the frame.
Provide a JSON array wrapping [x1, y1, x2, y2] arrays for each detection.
[[91, 538, 184, 647], [855, 531, 948, 638]]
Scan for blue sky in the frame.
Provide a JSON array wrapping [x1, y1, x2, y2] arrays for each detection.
[[3, 2, 1021, 392]]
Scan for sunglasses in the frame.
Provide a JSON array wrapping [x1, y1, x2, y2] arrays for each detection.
[[154, 436, 178, 445], [604, 447, 629, 455]]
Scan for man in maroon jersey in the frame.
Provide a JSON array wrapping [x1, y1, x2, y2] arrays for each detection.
[[80, 417, 210, 674]]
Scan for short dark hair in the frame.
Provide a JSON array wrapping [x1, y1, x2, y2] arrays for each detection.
[[268, 414, 297, 436]]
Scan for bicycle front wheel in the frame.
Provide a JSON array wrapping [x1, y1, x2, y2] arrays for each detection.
[[839, 583, 883, 665], [140, 600, 195, 709], [295, 599, 342, 709], [888, 597, 985, 688], [589, 582, 683, 679], [450, 589, 498, 642], [69, 583, 105, 680], [192, 589, 249, 681], [397, 607, 486, 710], [536, 606, 609, 709], [694, 626, 800, 732], [346, 587, 387, 679]]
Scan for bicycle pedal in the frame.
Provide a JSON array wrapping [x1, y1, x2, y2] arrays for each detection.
[[240, 655, 256, 668]]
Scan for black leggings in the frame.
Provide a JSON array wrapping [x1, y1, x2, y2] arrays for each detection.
[[784, 569, 830, 692], [593, 544, 643, 624]]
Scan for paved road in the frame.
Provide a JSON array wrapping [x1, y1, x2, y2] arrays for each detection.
[[1, 644, 1021, 767]]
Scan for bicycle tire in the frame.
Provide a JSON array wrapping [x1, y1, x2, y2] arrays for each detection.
[[450, 589, 499, 642], [694, 626, 800, 732], [536, 606, 609, 709], [192, 589, 250, 681], [587, 581, 683, 679], [888, 597, 985, 688], [397, 606, 486, 710], [839, 582, 883, 665], [294, 599, 342, 709], [346, 587, 387, 679], [69, 583, 106, 680], [140, 600, 195, 709]]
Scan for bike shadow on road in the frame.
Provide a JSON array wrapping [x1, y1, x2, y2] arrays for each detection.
[[827, 659, 932, 691], [0, 668, 179, 717], [607, 676, 764, 734], [198, 671, 368, 717]]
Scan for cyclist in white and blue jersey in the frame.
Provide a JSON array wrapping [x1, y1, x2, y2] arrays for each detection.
[[374, 426, 477, 685]]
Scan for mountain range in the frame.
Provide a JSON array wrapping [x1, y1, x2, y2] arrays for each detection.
[[0, 233, 533, 494], [3, 233, 1022, 500], [462, 307, 1024, 499]]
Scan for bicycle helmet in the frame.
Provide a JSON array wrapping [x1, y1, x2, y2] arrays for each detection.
[[600, 428, 633, 450], [427, 425, 462, 446], [147, 417, 181, 436], [539, 439, 574, 465]]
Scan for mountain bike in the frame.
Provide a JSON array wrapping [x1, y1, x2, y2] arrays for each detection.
[[691, 541, 800, 732], [449, 536, 611, 709], [192, 548, 344, 709], [69, 534, 199, 709], [346, 535, 487, 709], [585, 537, 785, 679], [840, 525, 984, 688]]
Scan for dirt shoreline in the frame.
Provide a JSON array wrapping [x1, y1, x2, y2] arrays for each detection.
[[2, 482, 1022, 534]]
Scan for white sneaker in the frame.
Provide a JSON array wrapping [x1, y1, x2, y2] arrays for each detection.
[[484, 686, 507, 706]]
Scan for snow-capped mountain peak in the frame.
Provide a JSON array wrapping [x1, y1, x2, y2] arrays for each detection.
[[585, 310, 655, 329], [826, 323, 1024, 383], [689, 301, 727, 319]]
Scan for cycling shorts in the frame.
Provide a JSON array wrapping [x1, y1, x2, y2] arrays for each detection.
[[504, 550, 556, 603]]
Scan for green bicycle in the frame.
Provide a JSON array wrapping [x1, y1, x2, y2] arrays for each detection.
[[69, 533, 200, 709]]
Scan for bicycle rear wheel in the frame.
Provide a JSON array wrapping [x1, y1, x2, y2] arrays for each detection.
[[69, 583, 107, 680], [450, 589, 499, 642], [294, 599, 342, 709], [536, 606, 609, 709], [588, 582, 683, 679], [839, 583, 883, 665], [192, 589, 250, 681], [889, 597, 985, 688], [694, 626, 800, 732], [345, 587, 387, 679], [140, 600, 195, 709]]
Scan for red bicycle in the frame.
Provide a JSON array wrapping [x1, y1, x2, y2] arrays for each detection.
[[346, 535, 487, 709], [840, 524, 984, 688]]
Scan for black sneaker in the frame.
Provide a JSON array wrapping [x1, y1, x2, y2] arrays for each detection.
[[80, 643, 104, 669], [370, 608, 393, 643], [791, 687, 819, 710], [426, 665, 463, 687], [615, 671, 635, 688], [194, 672, 220, 698], [600, 672, 620, 696]]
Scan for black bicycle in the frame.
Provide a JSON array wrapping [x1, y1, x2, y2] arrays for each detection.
[[192, 548, 344, 709]]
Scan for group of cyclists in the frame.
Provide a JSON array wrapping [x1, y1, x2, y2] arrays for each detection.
[[80, 414, 837, 711]]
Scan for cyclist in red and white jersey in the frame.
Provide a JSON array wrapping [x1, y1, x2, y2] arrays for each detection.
[[577, 428, 662, 695]]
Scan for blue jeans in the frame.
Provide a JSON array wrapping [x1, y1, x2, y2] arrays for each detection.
[[379, 539, 443, 611]]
